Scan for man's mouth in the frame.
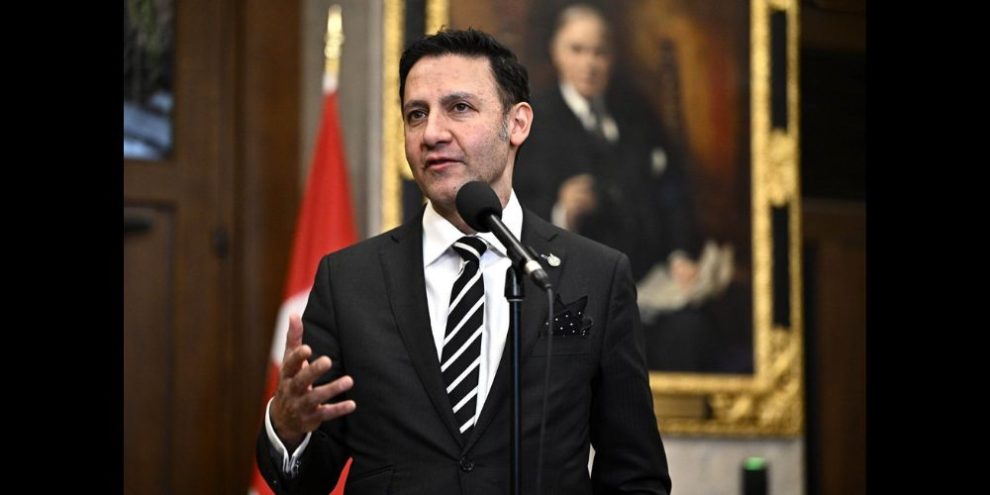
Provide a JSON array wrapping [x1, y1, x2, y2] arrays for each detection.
[[425, 157, 461, 169]]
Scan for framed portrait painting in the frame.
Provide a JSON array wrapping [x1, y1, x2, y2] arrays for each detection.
[[380, 0, 803, 436]]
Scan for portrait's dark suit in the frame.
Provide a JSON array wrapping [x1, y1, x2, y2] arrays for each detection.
[[515, 86, 717, 373], [256, 208, 671, 495], [514, 86, 701, 282]]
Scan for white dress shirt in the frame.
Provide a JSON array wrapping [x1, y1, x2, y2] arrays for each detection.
[[421, 190, 521, 421], [265, 190, 524, 475]]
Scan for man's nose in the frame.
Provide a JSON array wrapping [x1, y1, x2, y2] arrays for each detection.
[[422, 113, 452, 147]]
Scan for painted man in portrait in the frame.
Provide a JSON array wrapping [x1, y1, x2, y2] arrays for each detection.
[[514, 3, 732, 371]]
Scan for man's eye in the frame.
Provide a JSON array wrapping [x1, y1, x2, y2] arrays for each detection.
[[406, 110, 426, 122], [452, 103, 470, 112]]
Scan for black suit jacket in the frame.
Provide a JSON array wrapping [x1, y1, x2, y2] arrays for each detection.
[[257, 208, 671, 494]]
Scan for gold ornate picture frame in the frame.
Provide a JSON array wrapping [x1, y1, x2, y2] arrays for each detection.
[[380, 0, 802, 437]]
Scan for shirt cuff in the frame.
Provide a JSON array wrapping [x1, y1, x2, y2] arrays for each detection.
[[264, 397, 313, 477], [551, 201, 569, 230]]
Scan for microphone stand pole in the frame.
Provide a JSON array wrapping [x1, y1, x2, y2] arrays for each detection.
[[504, 265, 524, 495]]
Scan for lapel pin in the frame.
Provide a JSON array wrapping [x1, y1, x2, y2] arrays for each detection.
[[544, 253, 561, 267]]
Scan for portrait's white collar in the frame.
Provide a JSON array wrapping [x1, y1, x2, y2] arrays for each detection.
[[559, 82, 594, 126], [558, 82, 619, 142]]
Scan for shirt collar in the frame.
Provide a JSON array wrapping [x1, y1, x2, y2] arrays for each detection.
[[559, 82, 619, 143], [422, 189, 523, 267], [559, 82, 594, 125]]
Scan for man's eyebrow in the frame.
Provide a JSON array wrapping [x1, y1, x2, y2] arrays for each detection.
[[403, 91, 479, 113], [402, 99, 427, 114], [439, 92, 477, 106]]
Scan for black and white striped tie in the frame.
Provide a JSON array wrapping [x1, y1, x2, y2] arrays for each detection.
[[442, 236, 487, 438]]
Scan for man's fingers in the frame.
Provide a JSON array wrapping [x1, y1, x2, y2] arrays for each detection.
[[280, 343, 312, 381], [565, 173, 594, 185], [279, 314, 309, 379], [284, 375, 355, 428], [290, 356, 333, 394], [307, 375, 354, 406], [311, 400, 357, 423], [296, 401, 356, 432], [574, 190, 595, 206], [275, 315, 353, 427], [560, 174, 597, 214], [283, 314, 304, 355]]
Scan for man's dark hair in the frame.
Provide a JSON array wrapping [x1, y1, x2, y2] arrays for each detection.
[[399, 28, 530, 113]]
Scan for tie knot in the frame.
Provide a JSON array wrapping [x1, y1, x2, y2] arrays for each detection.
[[452, 236, 487, 262]]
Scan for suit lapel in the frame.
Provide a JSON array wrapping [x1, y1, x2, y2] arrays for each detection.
[[517, 211, 566, 361], [380, 212, 466, 447], [466, 210, 565, 450]]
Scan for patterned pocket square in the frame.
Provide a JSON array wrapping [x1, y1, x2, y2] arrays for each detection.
[[543, 294, 593, 337]]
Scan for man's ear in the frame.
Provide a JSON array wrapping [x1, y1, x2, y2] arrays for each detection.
[[508, 102, 533, 147]]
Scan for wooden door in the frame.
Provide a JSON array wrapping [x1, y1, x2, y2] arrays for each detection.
[[124, 0, 236, 492]]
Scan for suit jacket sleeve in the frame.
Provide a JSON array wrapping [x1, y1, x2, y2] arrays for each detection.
[[589, 253, 672, 494], [255, 255, 351, 495]]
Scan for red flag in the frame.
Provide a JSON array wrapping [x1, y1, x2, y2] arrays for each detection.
[[249, 16, 356, 493]]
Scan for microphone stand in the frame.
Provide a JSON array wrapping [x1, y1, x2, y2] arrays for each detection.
[[504, 265, 524, 495]]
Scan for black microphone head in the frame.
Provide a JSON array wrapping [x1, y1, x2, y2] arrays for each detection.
[[455, 181, 503, 232]]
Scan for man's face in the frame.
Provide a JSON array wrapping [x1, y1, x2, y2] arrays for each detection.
[[551, 15, 612, 100], [402, 54, 517, 214]]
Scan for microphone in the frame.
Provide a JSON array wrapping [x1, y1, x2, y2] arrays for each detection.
[[456, 181, 552, 291]]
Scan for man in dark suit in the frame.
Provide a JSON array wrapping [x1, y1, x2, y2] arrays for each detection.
[[257, 28, 671, 494], [514, 4, 715, 372]]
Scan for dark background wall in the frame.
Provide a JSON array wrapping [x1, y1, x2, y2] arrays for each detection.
[[799, 1, 866, 494]]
